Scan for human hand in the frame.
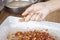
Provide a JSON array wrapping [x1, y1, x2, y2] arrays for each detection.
[[22, 3, 50, 21]]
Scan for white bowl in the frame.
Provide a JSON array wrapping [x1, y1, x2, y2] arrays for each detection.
[[0, 16, 60, 40]]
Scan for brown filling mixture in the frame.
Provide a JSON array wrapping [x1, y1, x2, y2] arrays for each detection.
[[7, 30, 55, 40]]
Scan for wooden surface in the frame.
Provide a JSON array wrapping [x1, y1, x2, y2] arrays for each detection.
[[0, 8, 24, 24], [46, 10, 60, 23], [0, 8, 60, 24]]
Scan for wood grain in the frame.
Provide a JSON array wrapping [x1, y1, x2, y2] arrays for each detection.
[[0, 8, 23, 24], [46, 10, 60, 23]]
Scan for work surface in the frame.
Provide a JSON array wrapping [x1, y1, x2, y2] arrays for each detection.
[[0, 8, 60, 24], [0, 8, 22, 24]]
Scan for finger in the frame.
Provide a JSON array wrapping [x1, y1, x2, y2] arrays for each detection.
[[39, 14, 45, 21], [30, 13, 38, 21], [35, 13, 41, 21], [25, 13, 34, 21], [19, 17, 25, 22], [34, 11, 42, 21], [22, 7, 33, 16]]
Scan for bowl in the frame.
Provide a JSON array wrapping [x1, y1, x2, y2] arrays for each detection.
[[0, 16, 60, 40], [0, 0, 4, 11], [3, 0, 38, 14]]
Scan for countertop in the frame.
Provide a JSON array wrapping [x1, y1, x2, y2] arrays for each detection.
[[0, 8, 60, 24]]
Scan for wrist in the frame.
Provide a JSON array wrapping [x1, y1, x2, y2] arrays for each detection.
[[45, 1, 60, 12]]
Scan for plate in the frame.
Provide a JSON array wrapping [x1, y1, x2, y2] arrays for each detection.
[[0, 16, 60, 40]]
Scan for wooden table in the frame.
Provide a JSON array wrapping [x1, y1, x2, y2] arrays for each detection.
[[46, 10, 60, 23], [0, 8, 60, 24], [0, 8, 24, 24]]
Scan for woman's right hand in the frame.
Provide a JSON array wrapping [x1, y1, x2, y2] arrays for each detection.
[[21, 0, 60, 22], [22, 3, 50, 21]]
